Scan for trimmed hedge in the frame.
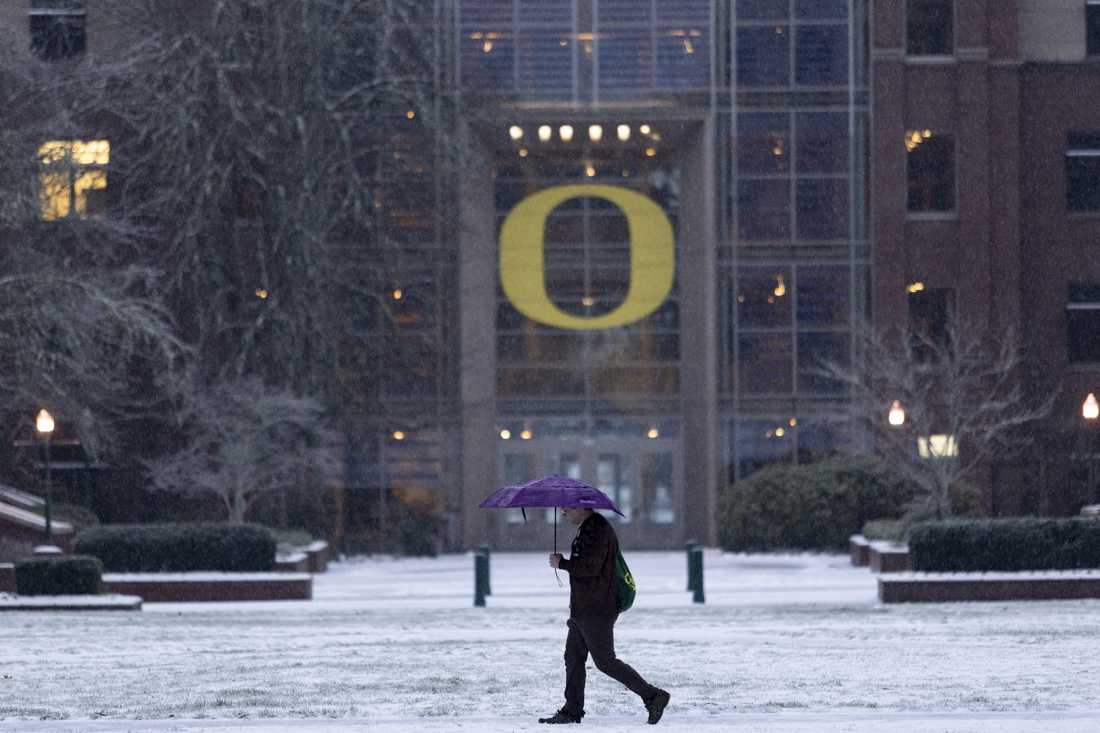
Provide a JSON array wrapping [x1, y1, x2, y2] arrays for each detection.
[[910, 518, 1100, 572], [74, 523, 276, 572], [16, 555, 103, 596], [720, 456, 915, 552]]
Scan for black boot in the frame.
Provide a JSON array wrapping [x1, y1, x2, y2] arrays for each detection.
[[538, 709, 583, 724], [644, 689, 670, 725]]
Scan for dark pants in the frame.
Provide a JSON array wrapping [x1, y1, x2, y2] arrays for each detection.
[[562, 614, 659, 717]]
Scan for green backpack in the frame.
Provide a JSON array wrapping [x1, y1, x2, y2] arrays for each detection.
[[615, 549, 636, 612]]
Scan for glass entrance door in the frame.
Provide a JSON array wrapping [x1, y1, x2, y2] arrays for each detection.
[[496, 439, 681, 549]]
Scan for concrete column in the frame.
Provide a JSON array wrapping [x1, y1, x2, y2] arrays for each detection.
[[459, 130, 498, 550], [678, 115, 720, 546]]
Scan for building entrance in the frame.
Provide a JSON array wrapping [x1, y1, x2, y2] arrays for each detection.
[[494, 439, 681, 549]]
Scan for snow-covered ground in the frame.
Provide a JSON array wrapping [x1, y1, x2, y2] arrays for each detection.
[[2, 549, 1099, 732]]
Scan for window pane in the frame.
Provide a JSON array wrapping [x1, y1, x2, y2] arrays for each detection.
[[738, 113, 790, 174], [796, 416, 850, 463], [736, 0, 789, 20], [907, 133, 955, 212], [598, 454, 633, 522], [518, 28, 574, 92], [907, 0, 953, 56], [737, 26, 790, 87], [738, 178, 791, 240], [796, 0, 848, 19], [29, 13, 86, 61], [656, 28, 709, 88], [1089, 5, 1100, 56], [797, 112, 849, 173], [796, 178, 849, 239], [797, 332, 850, 394], [1068, 282, 1100, 363], [908, 287, 955, 353], [502, 454, 535, 523], [642, 453, 676, 524], [738, 333, 793, 394], [797, 265, 850, 327], [737, 266, 792, 328], [795, 25, 848, 86], [736, 419, 794, 478], [497, 367, 585, 396], [1067, 311, 1100, 363], [461, 32, 514, 90], [599, 29, 654, 89], [1066, 133, 1100, 212]]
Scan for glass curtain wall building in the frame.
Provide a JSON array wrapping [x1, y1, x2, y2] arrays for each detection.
[[448, 0, 869, 549]]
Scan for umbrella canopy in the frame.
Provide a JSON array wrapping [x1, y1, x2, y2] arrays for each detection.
[[479, 474, 624, 516]]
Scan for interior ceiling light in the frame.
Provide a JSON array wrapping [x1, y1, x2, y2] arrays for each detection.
[[588, 124, 603, 142], [559, 124, 574, 142], [509, 125, 523, 141], [639, 124, 651, 135], [538, 125, 552, 142], [617, 124, 631, 141]]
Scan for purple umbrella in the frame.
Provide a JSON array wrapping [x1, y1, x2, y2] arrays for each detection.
[[479, 475, 623, 552]]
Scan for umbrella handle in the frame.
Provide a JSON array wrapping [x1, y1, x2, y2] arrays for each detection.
[[553, 509, 563, 587]]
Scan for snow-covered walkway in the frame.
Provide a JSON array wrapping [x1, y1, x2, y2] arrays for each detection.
[[2, 550, 1099, 732]]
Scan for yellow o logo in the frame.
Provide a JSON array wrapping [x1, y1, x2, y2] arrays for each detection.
[[499, 185, 675, 330]]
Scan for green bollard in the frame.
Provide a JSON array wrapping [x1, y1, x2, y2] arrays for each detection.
[[690, 547, 705, 604], [684, 539, 698, 591], [474, 551, 488, 607], [478, 544, 492, 595]]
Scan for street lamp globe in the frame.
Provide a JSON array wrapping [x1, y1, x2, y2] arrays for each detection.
[[36, 408, 55, 435], [1083, 393, 1099, 421], [888, 400, 906, 427]]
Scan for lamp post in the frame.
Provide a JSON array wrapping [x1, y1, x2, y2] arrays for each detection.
[[35, 408, 55, 543], [1083, 394, 1099, 503]]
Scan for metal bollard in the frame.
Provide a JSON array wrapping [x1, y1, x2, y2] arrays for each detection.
[[690, 547, 705, 604], [474, 551, 488, 607], [684, 539, 698, 591], [478, 544, 492, 595]]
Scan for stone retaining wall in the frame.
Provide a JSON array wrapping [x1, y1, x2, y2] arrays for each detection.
[[102, 573, 311, 602], [880, 573, 1100, 602]]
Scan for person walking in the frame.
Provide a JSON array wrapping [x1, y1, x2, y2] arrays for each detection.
[[539, 506, 670, 725]]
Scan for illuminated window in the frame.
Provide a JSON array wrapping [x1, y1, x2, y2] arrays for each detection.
[[38, 140, 109, 220], [30, 2, 86, 61]]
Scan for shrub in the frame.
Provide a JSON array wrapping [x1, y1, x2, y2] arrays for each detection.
[[52, 503, 100, 533], [15, 555, 103, 596], [862, 518, 906, 542], [909, 518, 1100, 572], [719, 455, 916, 552], [74, 523, 275, 572]]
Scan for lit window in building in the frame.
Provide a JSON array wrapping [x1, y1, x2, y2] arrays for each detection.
[[1067, 283, 1100, 364], [38, 140, 109, 220], [1089, 1, 1100, 56], [906, 130, 955, 213], [906, 0, 953, 57], [29, 2, 86, 61], [1066, 132, 1100, 212]]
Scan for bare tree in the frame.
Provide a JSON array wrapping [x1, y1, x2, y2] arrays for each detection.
[[815, 313, 1055, 521], [145, 376, 339, 522], [78, 0, 447, 399], [0, 33, 183, 457]]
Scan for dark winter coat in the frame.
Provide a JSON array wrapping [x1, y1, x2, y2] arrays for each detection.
[[558, 512, 619, 617]]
